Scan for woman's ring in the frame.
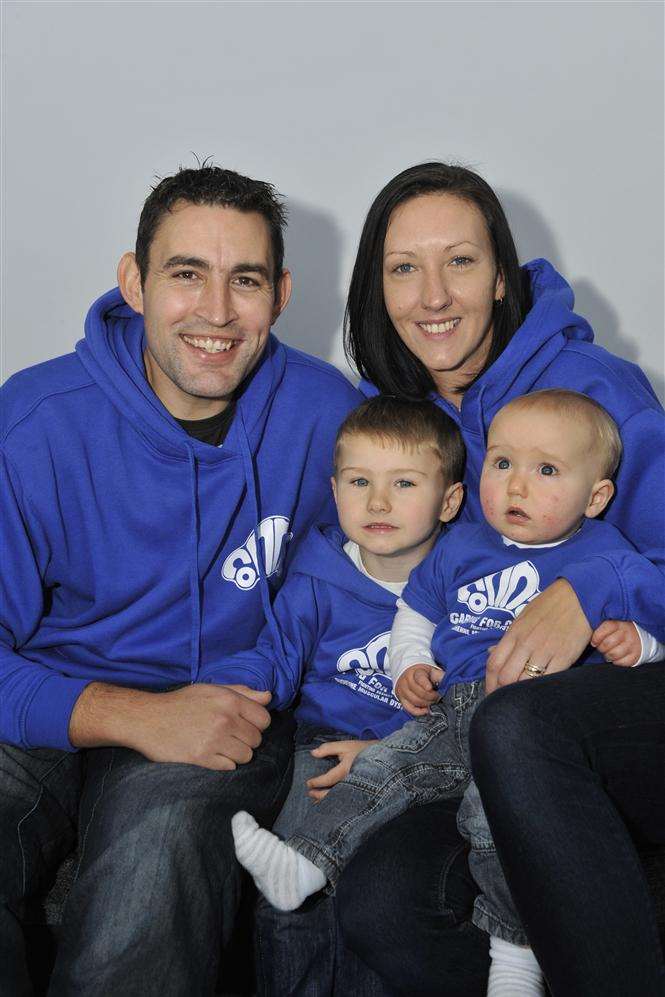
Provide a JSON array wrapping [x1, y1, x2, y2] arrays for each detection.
[[523, 660, 547, 678]]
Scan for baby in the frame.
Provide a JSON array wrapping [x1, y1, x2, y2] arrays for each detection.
[[233, 389, 662, 997]]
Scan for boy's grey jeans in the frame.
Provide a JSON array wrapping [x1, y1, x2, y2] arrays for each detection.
[[289, 680, 528, 946]]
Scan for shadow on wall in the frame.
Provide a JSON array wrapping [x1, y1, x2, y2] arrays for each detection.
[[274, 199, 344, 365], [500, 190, 664, 403]]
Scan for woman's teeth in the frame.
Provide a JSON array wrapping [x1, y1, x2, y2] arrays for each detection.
[[419, 319, 459, 334], [182, 335, 234, 354]]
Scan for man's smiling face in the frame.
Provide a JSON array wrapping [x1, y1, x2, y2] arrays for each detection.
[[119, 200, 291, 420]]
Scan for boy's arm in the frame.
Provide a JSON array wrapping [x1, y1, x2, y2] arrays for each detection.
[[200, 573, 320, 709]]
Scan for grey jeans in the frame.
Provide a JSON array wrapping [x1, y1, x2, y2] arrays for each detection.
[[288, 682, 528, 945]]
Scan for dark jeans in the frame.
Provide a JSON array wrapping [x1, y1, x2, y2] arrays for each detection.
[[0, 710, 294, 997], [255, 726, 489, 996], [470, 661, 665, 997]]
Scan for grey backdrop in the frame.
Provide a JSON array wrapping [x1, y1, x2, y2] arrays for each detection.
[[2, 1, 664, 400]]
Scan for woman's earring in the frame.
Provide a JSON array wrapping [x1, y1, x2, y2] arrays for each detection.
[[495, 297, 504, 306]]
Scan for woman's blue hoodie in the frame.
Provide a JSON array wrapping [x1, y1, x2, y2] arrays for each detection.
[[202, 525, 407, 740], [362, 260, 665, 642], [0, 289, 360, 750]]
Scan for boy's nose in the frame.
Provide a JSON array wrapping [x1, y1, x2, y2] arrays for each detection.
[[368, 488, 391, 513]]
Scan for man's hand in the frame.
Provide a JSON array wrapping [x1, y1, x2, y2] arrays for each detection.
[[306, 739, 377, 801], [591, 620, 641, 666], [395, 664, 444, 716], [485, 579, 592, 694], [69, 682, 272, 771]]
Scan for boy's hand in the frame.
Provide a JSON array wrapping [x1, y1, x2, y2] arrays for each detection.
[[590, 620, 641, 667], [306, 739, 377, 801], [395, 664, 444, 716]]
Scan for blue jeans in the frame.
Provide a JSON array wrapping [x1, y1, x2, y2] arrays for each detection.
[[470, 661, 665, 997], [256, 723, 490, 996], [287, 683, 526, 944], [0, 710, 294, 997]]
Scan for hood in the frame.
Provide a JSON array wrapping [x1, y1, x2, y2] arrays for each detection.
[[291, 524, 398, 607], [75, 286, 288, 465]]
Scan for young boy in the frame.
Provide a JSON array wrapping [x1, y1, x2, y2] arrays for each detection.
[[233, 389, 663, 997]]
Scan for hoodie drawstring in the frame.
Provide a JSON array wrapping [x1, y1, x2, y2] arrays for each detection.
[[237, 409, 290, 674], [187, 446, 202, 681]]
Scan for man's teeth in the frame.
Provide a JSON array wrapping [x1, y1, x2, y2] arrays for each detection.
[[183, 335, 234, 353], [420, 320, 459, 334]]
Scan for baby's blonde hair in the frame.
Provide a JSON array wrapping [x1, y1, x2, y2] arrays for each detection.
[[498, 390, 622, 478]]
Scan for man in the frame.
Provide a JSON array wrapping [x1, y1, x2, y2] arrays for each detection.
[[0, 165, 359, 994]]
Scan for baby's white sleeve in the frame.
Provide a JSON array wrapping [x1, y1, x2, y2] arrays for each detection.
[[387, 598, 438, 687], [633, 623, 665, 665]]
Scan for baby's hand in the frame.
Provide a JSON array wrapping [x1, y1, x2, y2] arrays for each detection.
[[590, 620, 641, 667], [395, 664, 444, 716]]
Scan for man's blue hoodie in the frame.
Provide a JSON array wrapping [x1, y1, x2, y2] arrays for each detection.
[[362, 260, 665, 642], [203, 525, 407, 740], [0, 289, 360, 751]]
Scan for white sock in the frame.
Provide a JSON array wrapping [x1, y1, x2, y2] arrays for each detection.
[[487, 936, 545, 996], [231, 811, 326, 911]]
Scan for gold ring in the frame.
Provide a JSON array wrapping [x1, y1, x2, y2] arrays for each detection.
[[523, 661, 546, 678]]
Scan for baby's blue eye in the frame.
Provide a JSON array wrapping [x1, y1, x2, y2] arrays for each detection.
[[540, 464, 557, 476], [496, 458, 510, 470]]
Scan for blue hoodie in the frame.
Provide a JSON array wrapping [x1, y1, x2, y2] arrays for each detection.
[[404, 518, 644, 690], [362, 260, 665, 642], [201, 525, 407, 740], [0, 288, 360, 751]]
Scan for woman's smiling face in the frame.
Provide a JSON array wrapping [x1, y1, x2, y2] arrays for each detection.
[[382, 192, 504, 404]]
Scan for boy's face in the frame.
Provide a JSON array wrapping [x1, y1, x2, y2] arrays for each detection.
[[332, 432, 461, 578], [480, 406, 614, 544]]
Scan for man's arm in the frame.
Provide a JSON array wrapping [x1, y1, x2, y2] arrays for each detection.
[[69, 681, 272, 771]]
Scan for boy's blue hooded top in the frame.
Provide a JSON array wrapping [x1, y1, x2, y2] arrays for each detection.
[[0, 289, 360, 751], [203, 525, 407, 740], [362, 260, 665, 643]]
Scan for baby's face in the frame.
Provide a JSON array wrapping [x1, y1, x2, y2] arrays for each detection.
[[332, 433, 456, 576], [480, 406, 610, 544]]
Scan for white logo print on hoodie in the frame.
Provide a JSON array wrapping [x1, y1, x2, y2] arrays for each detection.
[[222, 516, 293, 591]]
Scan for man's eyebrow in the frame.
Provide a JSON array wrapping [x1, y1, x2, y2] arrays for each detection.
[[163, 256, 210, 271], [230, 262, 272, 280]]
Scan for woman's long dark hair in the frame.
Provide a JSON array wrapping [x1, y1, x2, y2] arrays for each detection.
[[344, 163, 531, 398]]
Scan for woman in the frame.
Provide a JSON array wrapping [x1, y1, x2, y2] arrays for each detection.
[[256, 163, 664, 996]]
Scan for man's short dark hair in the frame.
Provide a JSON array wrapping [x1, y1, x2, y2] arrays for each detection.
[[135, 164, 287, 288], [334, 395, 466, 485]]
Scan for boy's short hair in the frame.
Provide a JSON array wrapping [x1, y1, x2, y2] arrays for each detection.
[[334, 396, 466, 484], [501, 389, 622, 477]]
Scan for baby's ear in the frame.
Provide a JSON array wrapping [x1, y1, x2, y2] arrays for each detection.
[[440, 481, 464, 523], [585, 479, 614, 519], [330, 476, 338, 504]]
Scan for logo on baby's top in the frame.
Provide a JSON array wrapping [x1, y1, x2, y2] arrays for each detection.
[[335, 632, 401, 711], [221, 516, 293, 591], [450, 561, 542, 636]]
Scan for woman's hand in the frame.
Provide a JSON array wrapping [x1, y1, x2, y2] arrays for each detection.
[[590, 620, 641, 666], [485, 579, 592, 693], [306, 739, 377, 801], [395, 664, 444, 715]]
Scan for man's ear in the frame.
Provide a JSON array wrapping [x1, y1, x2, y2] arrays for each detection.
[[271, 269, 292, 324], [585, 479, 614, 519], [440, 481, 464, 523], [117, 253, 144, 314]]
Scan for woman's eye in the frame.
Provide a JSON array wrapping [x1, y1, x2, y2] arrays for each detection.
[[393, 263, 415, 274], [539, 464, 557, 476], [451, 256, 472, 267]]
